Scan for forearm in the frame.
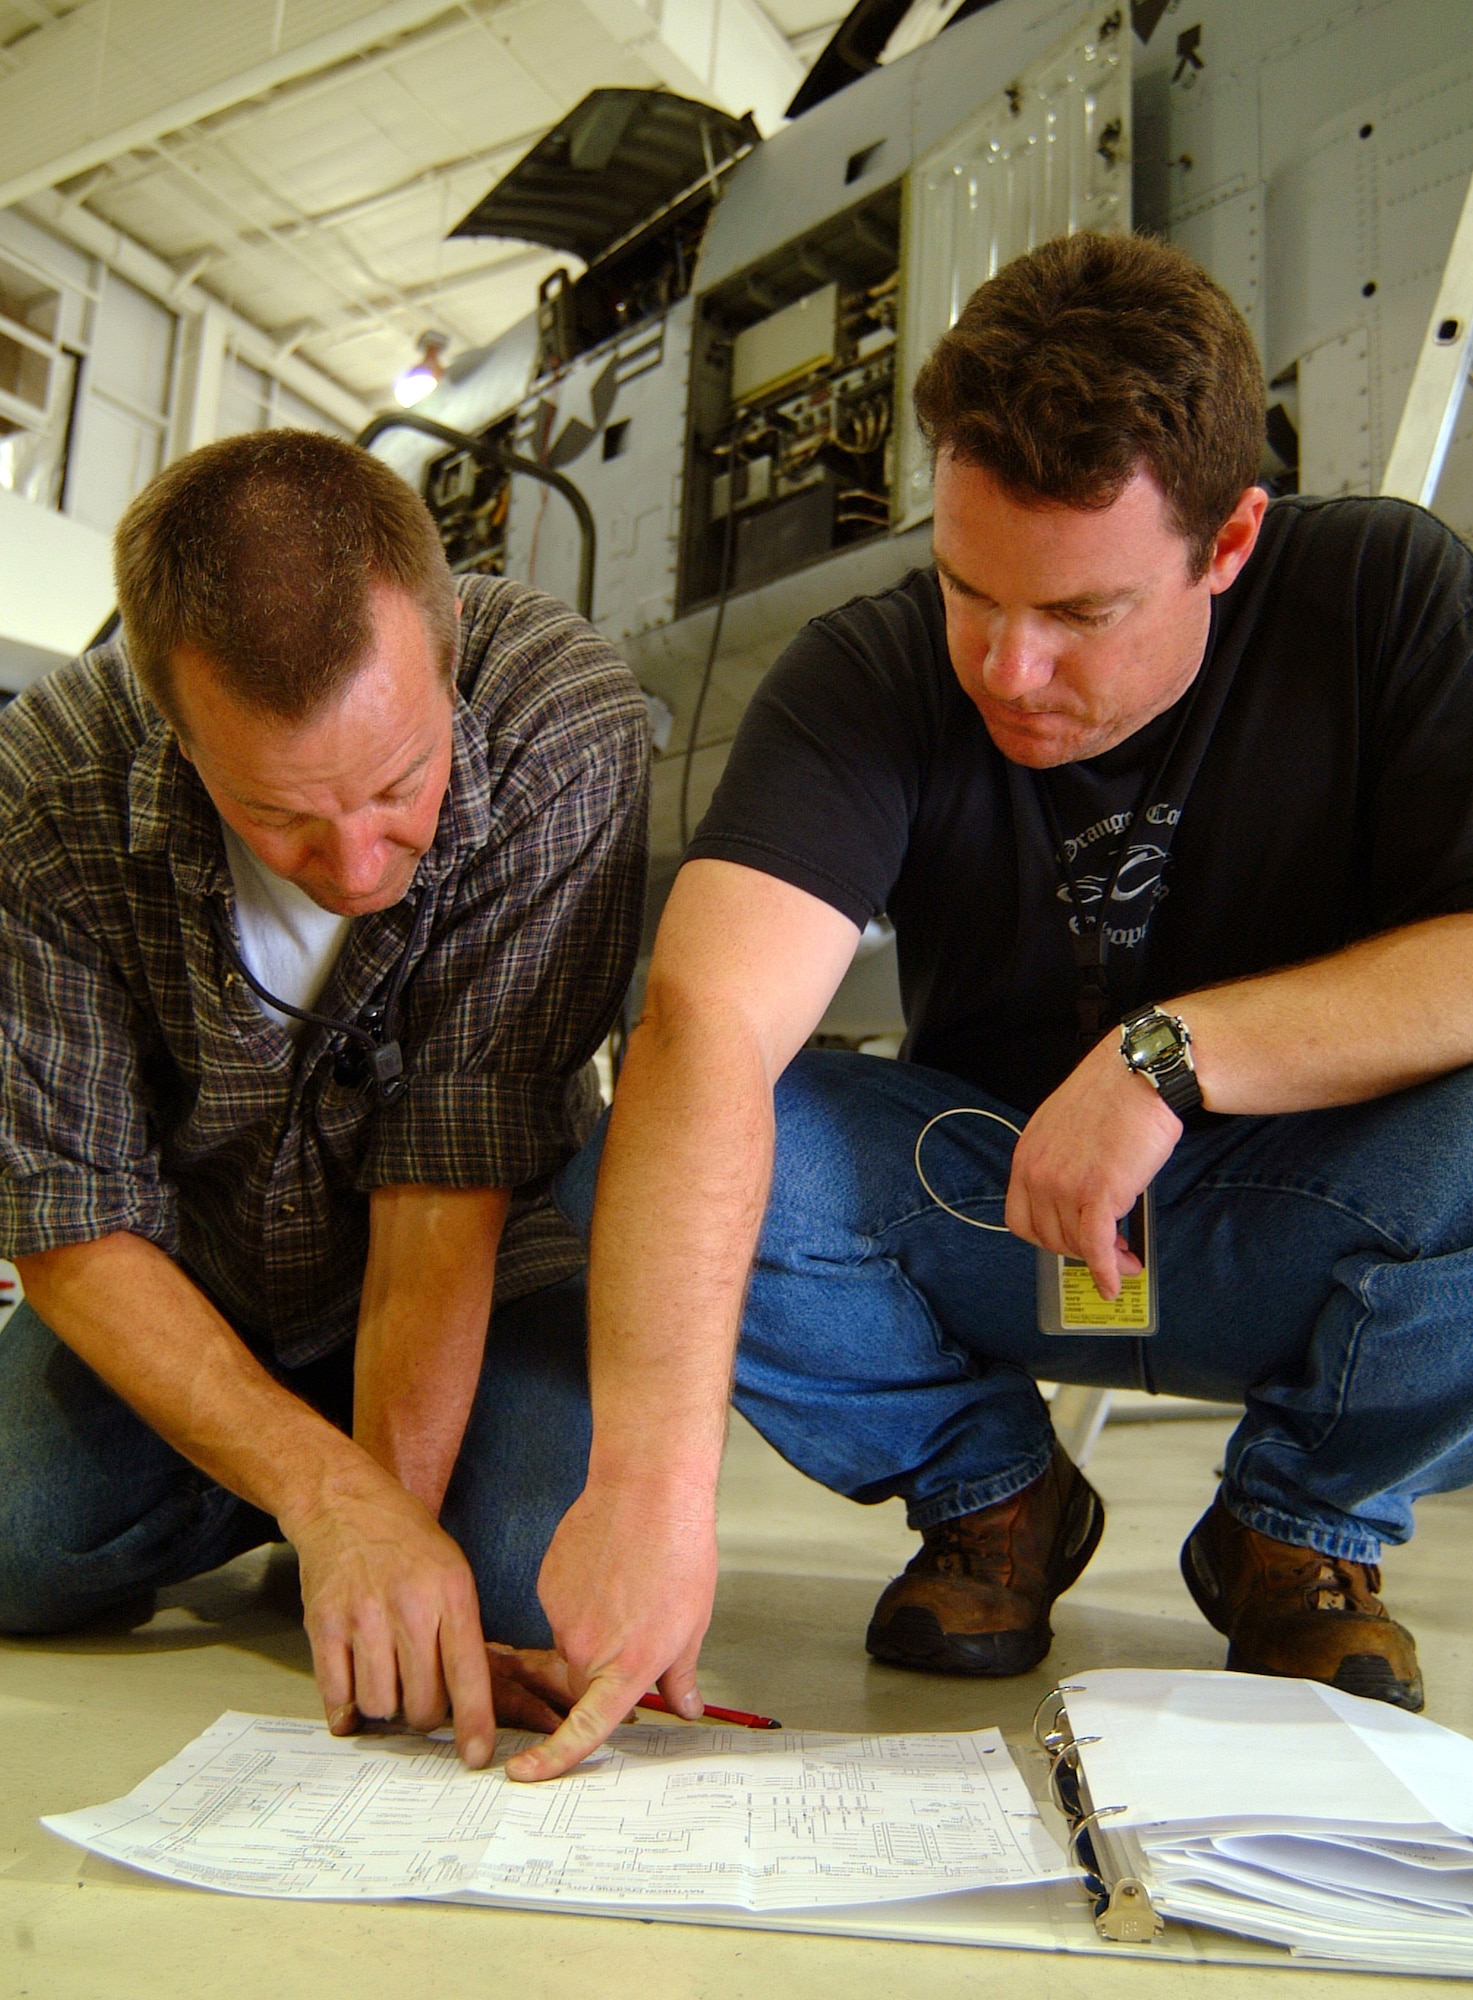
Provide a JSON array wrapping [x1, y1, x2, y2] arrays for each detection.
[[1176, 913, 1473, 1115], [515, 862, 859, 1779], [12, 1231, 367, 1536], [353, 1184, 508, 1515], [585, 997, 775, 1500]]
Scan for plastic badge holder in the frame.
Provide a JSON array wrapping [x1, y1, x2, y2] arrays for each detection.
[[1037, 1185, 1157, 1335]]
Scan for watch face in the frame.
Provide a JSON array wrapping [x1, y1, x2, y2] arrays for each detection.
[[1130, 1018, 1181, 1066]]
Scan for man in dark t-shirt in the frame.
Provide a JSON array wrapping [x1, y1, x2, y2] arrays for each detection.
[[679, 500, 1473, 1112], [510, 232, 1473, 1782]]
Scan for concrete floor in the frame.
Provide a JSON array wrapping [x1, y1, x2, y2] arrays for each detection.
[[4, 1398, 1471, 1999]]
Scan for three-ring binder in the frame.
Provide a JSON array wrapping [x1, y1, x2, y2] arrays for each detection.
[[1032, 1685, 1164, 1944]]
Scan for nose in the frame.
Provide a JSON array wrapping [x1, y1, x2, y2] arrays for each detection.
[[315, 820, 389, 899], [978, 614, 1057, 701]]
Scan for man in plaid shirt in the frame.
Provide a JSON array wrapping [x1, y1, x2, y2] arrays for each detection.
[[0, 431, 647, 1765]]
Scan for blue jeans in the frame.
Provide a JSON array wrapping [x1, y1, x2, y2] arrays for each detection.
[[556, 1051, 1473, 1565], [0, 1276, 590, 1644]]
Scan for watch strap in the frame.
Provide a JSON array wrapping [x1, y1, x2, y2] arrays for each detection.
[[1152, 1055, 1203, 1118], [1120, 1005, 1203, 1117]]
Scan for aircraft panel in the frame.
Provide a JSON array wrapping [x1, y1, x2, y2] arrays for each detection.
[[692, 0, 1093, 296], [504, 297, 694, 641], [895, 3, 1131, 528], [370, 0, 1473, 981]]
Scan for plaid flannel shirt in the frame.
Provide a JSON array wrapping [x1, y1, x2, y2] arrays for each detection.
[[0, 575, 648, 1366]]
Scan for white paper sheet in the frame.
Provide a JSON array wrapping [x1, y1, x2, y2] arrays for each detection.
[[1318, 1682, 1473, 1838], [1065, 1670, 1473, 1976], [42, 1712, 1071, 1910], [1064, 1669, 1448, 1833], [1213, 1832, 1473, 1909]]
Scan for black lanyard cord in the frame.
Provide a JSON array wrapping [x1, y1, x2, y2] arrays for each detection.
[[211, 887, 433, 1104], [1036, 666, 1212, 1050]]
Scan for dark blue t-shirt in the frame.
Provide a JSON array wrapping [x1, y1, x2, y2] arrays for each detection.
[[687, 497, 1473, 1111]]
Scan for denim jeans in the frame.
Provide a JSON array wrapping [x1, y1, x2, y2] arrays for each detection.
[[0, 1275, 590, 1644], [556, 1050, 1473, 1565]]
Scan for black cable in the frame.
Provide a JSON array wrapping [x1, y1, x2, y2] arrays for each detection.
[[211, 889, 433, 1105], [355, 410, 596, 621], [1036, 672, 1209, 1053], [678, 444, 739, 850]]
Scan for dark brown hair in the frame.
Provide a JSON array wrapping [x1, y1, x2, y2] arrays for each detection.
[[114, 429, 457, 727], [912, 231, 1265, 577]]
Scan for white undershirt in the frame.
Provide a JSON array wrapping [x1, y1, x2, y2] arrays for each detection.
[[221, 823, 353, 1039]]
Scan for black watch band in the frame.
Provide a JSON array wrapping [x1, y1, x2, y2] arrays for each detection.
[[1119, 1004, 1203, 1117]]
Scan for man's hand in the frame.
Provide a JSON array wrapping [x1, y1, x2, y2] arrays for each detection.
[[502, 1477, 719, 1781], [484, 1643, 577, 1734], [303, 1181, 512, 1765], [1007, 1031, 1182, 1295], [288, 1462, 499, 1766], [12, 1231, 506, 1765], [1008, 915, 1473, 1291]]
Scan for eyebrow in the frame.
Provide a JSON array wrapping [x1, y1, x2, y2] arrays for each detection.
[[933, 553, 1141, 614], [231, 746, 435, 816]]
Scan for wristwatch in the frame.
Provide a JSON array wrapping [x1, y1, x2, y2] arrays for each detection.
[[1119, 1003, 1203, 1117]]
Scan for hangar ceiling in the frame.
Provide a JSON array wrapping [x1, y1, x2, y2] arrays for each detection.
[[0, 0, 846, 407]]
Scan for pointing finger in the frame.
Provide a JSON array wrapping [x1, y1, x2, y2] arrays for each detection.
[[439, 1578, 495, 1769], [504, 1670, 640, 1782], [1080, 1200, 1124, 1297]]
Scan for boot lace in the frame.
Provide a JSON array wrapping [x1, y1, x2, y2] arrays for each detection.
[[1272, 1549, 1382, 1615], [911, 1513, 1013, 1580]]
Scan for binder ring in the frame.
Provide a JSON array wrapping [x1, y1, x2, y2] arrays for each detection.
[[1047, 1737, 1102, 1815], [1069, 1804, 1128, 1872], [1032, 1685, 1086, 1748]]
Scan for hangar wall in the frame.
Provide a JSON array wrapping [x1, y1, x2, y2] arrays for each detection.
[[0, 202, 361, 694]]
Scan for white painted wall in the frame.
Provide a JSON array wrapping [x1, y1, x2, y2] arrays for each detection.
[[0, 202, 362, 696], [0, 483, 114, 692]]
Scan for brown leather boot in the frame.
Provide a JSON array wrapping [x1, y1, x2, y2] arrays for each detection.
[[1181, 1491, 1424, 1711], [865, 1444, 1104, 1675]]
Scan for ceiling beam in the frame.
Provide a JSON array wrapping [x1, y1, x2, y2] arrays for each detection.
[[281, 127, 552, 236], [198, 2, 537, 142], [21, 185, 371, 430], [0, 0, 473, 212], [143, 134, 423, 343], [302, 242, 552, 339]]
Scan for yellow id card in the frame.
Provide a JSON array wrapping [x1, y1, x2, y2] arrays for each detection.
[[1036, 1187, 1158, 1336]]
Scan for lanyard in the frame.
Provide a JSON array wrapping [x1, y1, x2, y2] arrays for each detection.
[[211, 888, 432, 1104], [1033, 616, 1233, 1055]]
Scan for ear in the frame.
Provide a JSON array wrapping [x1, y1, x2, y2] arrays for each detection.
[[1205, 486, 1269, 595]]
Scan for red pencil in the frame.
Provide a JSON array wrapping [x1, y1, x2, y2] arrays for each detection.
[[637, 1692, 782, 1729]]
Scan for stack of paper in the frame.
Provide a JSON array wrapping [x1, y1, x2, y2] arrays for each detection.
[[1068, 1669, 1473, 1976], [43, 1713, 1071, 1911]]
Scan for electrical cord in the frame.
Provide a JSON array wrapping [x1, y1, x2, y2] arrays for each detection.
[[678, 433, 740, 851], [212, 889, 433, 1106]]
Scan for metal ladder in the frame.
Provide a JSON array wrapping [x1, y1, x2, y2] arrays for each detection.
[[1380, 160, 1473, 504], [1050, 1383, 1116, 1466]]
